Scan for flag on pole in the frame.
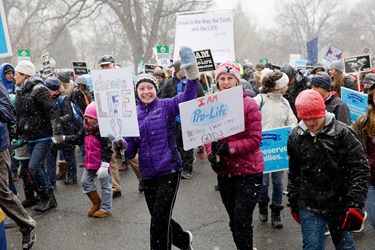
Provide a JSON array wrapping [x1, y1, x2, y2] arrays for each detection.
[[307, 37, 318, 65]]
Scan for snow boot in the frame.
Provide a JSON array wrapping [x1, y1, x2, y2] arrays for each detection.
[[34, 189, 56, 212], [258, 201, 268, 222], [56, 160, 67, 180], [93, 210, 112, 218], [270, 204, 284, 229], [21, 186, 38, 208], [87, 191, 101, 217]]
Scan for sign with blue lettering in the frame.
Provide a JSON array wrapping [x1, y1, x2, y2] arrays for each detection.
[[261, 126, 291, 173], [341, 87, 367, 123], [179, 86, 244, 150], [0, 1, 12, 58]]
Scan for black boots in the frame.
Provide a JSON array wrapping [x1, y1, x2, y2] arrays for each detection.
[[258, 202, 268, 222], [34, 189, 57, 212], [270, 204, 284, 229], [21, 184, 39, 208]]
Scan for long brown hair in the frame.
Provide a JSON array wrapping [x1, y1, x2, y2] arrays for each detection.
[[332, 70, 344, 95]]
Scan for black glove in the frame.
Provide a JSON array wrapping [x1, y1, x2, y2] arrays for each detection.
[[208, 154, 227, 172], [211, 141, 229, 156], [340, 208, 365, 231]]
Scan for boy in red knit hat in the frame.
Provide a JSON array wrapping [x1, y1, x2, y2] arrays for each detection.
[[287, 89, 370, 249]]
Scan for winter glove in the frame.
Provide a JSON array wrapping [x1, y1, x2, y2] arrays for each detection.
[[340, 208, 365, 231], [211, 141, 229, 156], [11, 138, 27, 149], [97, 162, 110, 179], [208, 154, 227, 173], [179, 46, 199, 80], [290, 207, 301, 224], [52, 135, 66, 144]]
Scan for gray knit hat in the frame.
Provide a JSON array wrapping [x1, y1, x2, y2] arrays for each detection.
[[329, 60, 344, 72]]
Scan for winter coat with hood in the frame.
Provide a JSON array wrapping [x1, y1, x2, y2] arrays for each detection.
[[287, 112, 369, 214], [72, 76, 93, 114], [124, 79, 199, 180], [0, 83, 16, 152], [0, 63, 15, 94], [15, 77, 62, 141], [205, 90, 265, 176]]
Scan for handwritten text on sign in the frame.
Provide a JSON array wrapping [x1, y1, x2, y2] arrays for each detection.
[[179, 86, 244, 150], [91, 68, 139, 137]]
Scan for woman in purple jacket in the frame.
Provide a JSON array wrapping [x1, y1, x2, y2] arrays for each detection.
[[121, 47, 198, 250], [205, 61, 264, 250]]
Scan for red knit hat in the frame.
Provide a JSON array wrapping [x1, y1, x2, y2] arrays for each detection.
[[295, 90, 326, 120]]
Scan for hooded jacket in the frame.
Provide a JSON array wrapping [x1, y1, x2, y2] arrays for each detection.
[[205, 90, 265, 176], [0, 63, 15, 94], [125, 79, 199, 180], [15, 77, 62, 140], [0, 83, 16, 151], [287, 113, 369, 213]]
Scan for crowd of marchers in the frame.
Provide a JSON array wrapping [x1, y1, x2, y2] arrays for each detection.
[[0, 51, 374, 250]]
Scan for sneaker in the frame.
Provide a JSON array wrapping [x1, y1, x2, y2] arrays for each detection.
[[185, 230, 193, 250], [353, 211, 367, 233], [181, 171, 192, 179], [20, 227, 36, 250]]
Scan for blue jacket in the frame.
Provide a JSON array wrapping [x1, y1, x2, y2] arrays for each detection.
[[0, 63, 15, 94], [0, 83, 16, 151], [125, 79, 199, 180]]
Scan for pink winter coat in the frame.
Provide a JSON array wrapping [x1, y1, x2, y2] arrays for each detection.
[[205, 90, 264, 176]]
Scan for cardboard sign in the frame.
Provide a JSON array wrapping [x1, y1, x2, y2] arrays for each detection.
[[42, 53, 52, 76], [174, 10, 235, 63], [91, 68, 139, 137], [72, 61, 88, 75], [325, 45, 343, 62], [179, 86, 244, 150], [261, 126, 291, 173], [195, 49, 215, 72], [343, 54, 372, 74], [0, 1, 12, 58], [341, 87, 367, 123]]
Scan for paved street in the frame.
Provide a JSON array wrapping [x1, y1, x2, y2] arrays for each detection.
[[5, 154, 375, 250]]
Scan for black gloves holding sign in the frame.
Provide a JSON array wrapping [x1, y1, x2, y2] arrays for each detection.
[[209, 141, 229, 172]]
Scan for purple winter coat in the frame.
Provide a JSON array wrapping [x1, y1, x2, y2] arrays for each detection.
[[125, 79, 199, 180]]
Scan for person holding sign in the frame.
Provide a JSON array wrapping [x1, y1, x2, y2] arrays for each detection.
[[352, 84, 375, 231], [114, 47, 199, 250], [205, 61, 264, 250], [253, 71, 297, 229], [287, 90, 369, 249]]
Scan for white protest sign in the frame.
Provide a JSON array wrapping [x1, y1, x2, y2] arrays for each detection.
[[179, 86, 244, 150], [174, 10, 235, 63], [91, 68, 139, 137]]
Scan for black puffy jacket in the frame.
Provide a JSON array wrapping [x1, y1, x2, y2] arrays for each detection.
[[287, 113, 369, 214], [15, 78, 62, 141]]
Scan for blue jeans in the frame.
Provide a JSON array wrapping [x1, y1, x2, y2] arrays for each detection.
[[218, 173, 263, 250], [300, 209, 355, 250], [81, 168, 112, 213], [366, 182, 375, 230], [258, 171, 284, 205], [0, 221, 6, 250], [46, 145, 77, 185], [28, 140, 53, 191]]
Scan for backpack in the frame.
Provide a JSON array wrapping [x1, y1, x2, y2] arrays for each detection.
[[56, 95, 83, 131]]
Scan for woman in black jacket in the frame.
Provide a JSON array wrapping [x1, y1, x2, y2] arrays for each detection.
[[14, 61, 62, 213]]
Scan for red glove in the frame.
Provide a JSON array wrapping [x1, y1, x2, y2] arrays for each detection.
[[291, 208, 301, 224], [340, 208, 365, 231]]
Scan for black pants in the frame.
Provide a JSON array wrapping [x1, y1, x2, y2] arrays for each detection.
[[218, 173, 263, 250], [176, 123, 194, 173], [143, 172, 189, 250]]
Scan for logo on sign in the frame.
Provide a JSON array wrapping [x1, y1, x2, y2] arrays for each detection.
[[191, 102, 228, 126]]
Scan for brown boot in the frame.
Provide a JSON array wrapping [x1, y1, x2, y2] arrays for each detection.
[[56, 160, 67, 180], [87, 191, 101, 217], [93, 210, 112, 218]]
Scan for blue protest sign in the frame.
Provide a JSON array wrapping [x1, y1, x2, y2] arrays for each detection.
[[261, 126, 291, 173], [341, 87, 367, 123], [0, 1, 12, 58]]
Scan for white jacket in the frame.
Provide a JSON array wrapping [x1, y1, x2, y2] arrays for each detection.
[[253, 93, 297, 130]]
